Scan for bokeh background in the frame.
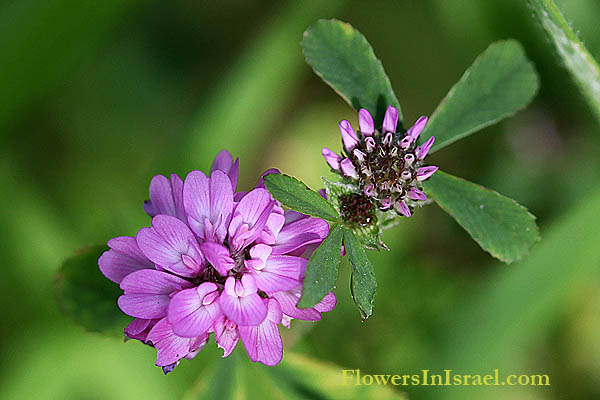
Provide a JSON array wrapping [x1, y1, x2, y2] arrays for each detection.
[[2, 0, 600, 399]]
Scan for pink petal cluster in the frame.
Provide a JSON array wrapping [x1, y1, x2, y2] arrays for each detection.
[[322, 106, 438, 218], [99, 151, 336, 373]]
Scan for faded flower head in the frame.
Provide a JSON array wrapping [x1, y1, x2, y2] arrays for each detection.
[[322, 106, 438, 221], [98, 151, 335, 373]]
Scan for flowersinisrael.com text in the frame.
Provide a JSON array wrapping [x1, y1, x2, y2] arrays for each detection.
[[341, 369, 550, 386]]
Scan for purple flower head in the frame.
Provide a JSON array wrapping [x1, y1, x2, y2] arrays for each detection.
[[99, 151, 335, 372], [321, 107, 438, 221]]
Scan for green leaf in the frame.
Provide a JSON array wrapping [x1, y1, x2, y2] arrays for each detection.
[[423, 170, 539, 263], [529, 0, 600, 123], [185, 351, 406, 400], [302, 19, 402, 126], [55, 245, 129, 336], [264, 173, 339, 221], [350, 223, 386, 251], [298, 224, 344, 308], [344, 229, 377, 320], [421, 40, 539, 153]]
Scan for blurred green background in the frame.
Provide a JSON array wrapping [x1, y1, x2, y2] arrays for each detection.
[[2, 0, 600, 399]]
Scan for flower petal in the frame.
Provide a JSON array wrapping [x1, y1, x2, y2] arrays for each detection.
[[406, 116, 428, 140], [219, 276, 267, 326], [146, 318, 195, 367], [249, 243, 272, 264], [168, 283, 222, 338], [407, 188, 427, 201], [219, 293, 267, 326], [120, 269, 193, 294], [339, 120, 358, 151], [228, 188, 275, 251], [416, 166, 439, 181], [271, 285, 336, 321], [257, 211, 285, 245], [340, 158, 358, 179], [271, 234, 320, 255], [233, 188, 275, 226], [208, 170, 234, 242], [199, 242, 235, 276], [211, 150, 239, 191], [415, 136, 435, 160], [118, 269, 193, 319], [99, 236, 154, 284], [238, 299, 283, 366], [124, 318, 155, 341], [125, 318, 151, 336], [395, 201, 412, 217], [144, 174, 186, 221], [272, 214, 328, 255], [183, 171, 210, 237], [136, 215, 204, 277], [252, 255, 305, 292], [321, 148, 341, 170], [382, 106, 399, 133], [118, 293, 172, 319], [284, 209, 307, 224], [358, 109, 375, 136], [210, 150, 232, 173], [314, 291, 337, 313], [213, 316, 240, 357]]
